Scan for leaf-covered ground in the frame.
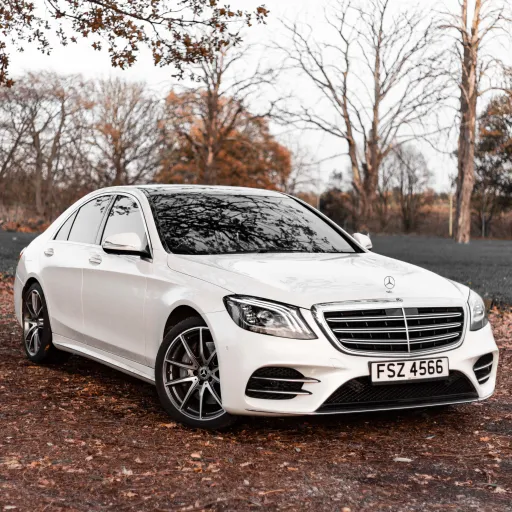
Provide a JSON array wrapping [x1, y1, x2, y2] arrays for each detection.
[[0, 275, 511, 511]]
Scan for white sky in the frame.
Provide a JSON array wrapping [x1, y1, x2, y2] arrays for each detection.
[[9, 0, 511, 193]]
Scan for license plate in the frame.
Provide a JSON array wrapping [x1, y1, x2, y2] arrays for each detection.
[[370, 358, 449, 383]]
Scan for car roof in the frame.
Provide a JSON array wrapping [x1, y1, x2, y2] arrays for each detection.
[[90, 184, 287, 198], [139, 184, 286, 197]]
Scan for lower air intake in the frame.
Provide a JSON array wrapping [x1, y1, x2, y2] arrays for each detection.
[[473, 353, 494, 385], [318, 371, 477, 412], [245, 367, 317, 400]]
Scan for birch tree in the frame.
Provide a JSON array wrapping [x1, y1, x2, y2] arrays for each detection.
[[441, 0, 511, 243]]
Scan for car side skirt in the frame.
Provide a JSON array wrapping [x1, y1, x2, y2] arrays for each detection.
[[53, 334, 155, 385]]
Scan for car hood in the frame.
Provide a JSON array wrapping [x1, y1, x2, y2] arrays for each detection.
[[167, 252, 465, 309]]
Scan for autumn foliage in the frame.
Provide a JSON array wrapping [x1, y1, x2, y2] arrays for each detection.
[[0, 0, 268, 87], [157, 91, 291, 190]]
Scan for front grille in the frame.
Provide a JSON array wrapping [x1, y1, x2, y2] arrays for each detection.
[[320, 306, 465, 355], [473, 353, 494, 385], [318, 371, 477, 412], [245, 367, 318, 400]]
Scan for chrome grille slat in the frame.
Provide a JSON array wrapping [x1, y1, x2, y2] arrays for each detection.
[[327, 315, 404, 322], [332, 322, 461, 333], [407, 322, 462, 332], [328, 312, 462, 322], [408, 333, 460, 344], [321, 306, 465, 355], [340, 339, 409, 346]]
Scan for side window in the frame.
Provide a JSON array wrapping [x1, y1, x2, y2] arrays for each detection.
[[68, 196, 111, 245], [101, 195, 149, 250], [54, 211, 77, 241]]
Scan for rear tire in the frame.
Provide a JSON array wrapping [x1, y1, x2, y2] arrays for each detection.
[[155, 316, 236, 430], [22, 282, 70, 364]]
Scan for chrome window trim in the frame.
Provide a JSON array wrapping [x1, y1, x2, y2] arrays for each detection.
[[51, 191, 154, 260], [51, 192, 114, 244], [312, 298, 468, 358]]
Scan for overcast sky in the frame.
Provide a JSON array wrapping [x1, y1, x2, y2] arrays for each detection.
[[9, 0, 511, 193]]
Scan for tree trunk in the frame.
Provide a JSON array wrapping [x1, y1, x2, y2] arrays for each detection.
[[203, 142, 215, 185], [32, 131, 45, 217], [455, 0, 480, 244]]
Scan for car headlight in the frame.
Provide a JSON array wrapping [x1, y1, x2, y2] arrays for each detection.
[[224, 296, 317, 340], [468, 290, 489, 331]]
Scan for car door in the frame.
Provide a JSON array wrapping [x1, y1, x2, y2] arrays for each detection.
[[81, 194, 152, 364], [40, 195, 113, 342]]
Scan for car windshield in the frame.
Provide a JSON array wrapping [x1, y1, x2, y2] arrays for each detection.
[[145, 191, 358, 255]]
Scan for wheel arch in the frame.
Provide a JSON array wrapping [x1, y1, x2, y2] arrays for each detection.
[[22, 276, 42, 297], [163, 305, 206, 338]]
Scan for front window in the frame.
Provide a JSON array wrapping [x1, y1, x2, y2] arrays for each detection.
[[67, 195, 111, 245], [145, 191, 358, 255]]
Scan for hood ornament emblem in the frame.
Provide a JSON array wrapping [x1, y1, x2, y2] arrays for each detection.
[[384, 276, 395, 290]]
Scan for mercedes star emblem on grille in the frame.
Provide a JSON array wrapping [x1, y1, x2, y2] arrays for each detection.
[[384, 276, 395, 289]]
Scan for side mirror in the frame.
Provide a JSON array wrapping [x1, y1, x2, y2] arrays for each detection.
[[353, 232, 372, 251], [102, 232, 148, 257]]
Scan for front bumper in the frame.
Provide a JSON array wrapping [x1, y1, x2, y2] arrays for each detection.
[[207, 309, 498, 416]]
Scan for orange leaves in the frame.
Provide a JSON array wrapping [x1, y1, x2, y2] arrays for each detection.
[[0, 1, 267, 87], [159, 86, 291, 190]]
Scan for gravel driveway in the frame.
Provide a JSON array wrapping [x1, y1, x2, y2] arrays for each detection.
[[1, 231, 511, 305]]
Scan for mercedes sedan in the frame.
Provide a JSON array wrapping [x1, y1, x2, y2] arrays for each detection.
[[14, 185, 498, 428]]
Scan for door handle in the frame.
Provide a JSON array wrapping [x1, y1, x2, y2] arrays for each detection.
[[89, 254, 102, 265], [44, 248, 54, 257]]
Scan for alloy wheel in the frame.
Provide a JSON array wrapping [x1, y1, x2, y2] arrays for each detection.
[[162, 326, 224, 421], [23, 289, 45, 356]]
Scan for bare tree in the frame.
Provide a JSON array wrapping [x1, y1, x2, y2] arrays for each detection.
[[376, 153, 396, 230], [83, 78, 165, 187], [473, 93, 512, 236], [0, 72, 85, 218], [392, 146, 431, 233], [278, 0, 447, 226], [440, 0, 512, 243], [161, 41, 282, 185], [284, 149, 317, 195]]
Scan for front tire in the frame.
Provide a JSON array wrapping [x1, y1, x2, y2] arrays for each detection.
[[22, 282, 70, 364], [155, 316, 236, 429]]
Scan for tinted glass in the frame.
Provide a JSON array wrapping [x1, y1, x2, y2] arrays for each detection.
[[68, 196, 111, 244], [147, 192, 357, 255], [54, 211, 77, 241], [101, 195, 149, 250]]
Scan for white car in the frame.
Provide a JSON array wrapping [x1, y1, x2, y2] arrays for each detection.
[[14, 185, 498, 429]]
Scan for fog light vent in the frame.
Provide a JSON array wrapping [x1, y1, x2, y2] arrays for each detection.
[[245, 367, 319, 400], [473, 353, 493, 385]]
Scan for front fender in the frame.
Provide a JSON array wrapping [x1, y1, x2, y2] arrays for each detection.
[[144, 265, 232, 367]]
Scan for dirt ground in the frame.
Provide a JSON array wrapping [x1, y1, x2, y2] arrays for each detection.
[[0, 277, 511, 512]]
